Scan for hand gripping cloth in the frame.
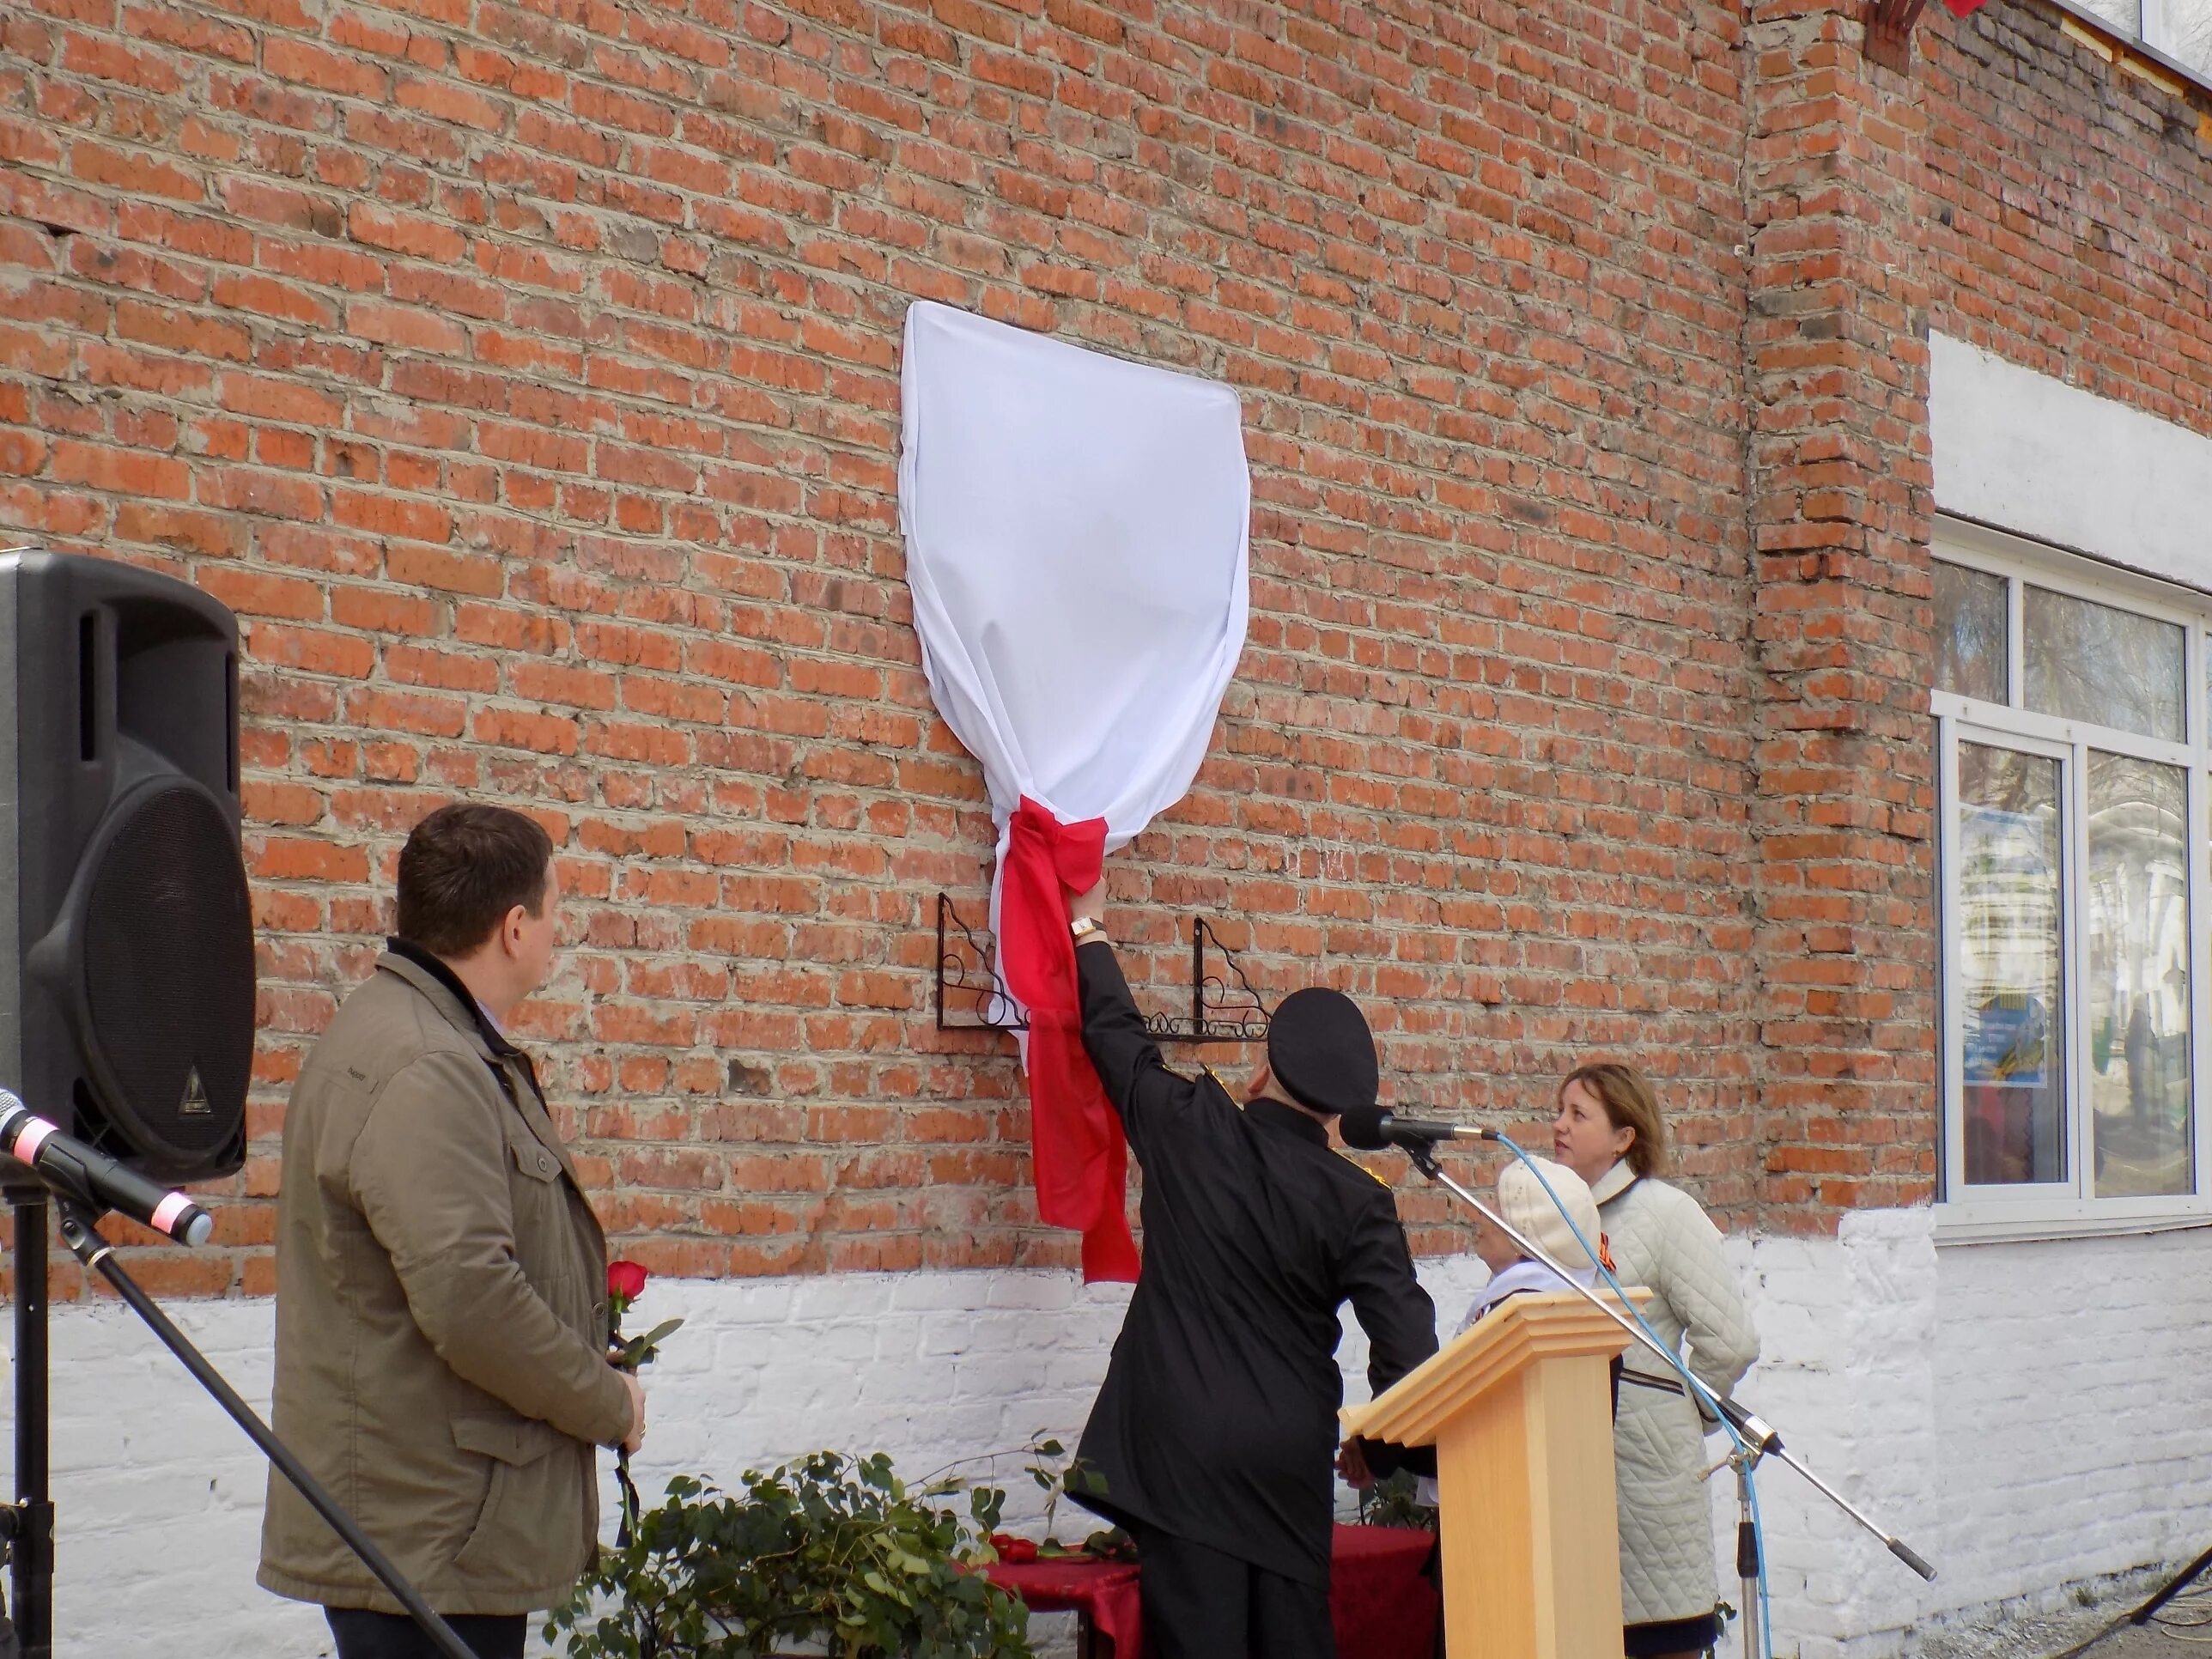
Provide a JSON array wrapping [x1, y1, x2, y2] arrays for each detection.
[[897, 301, 1250, 1281]]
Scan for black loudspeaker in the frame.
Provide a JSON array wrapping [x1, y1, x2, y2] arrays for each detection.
[[0, 550, 252, 1184]]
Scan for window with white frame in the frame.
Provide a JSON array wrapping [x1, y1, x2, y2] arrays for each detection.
[[2067, 0, 2212, 88], [1933, 526, 2209, 1231]]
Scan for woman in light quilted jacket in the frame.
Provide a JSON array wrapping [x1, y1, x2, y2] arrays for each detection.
[[1553, 1063, 1759, 1659]]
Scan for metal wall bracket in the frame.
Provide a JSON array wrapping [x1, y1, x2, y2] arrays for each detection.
[[934, 894, 1269, 1044], [1865, 0, 1931, 72]]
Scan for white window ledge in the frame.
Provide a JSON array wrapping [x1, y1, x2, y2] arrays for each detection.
[[1934, 1200, 2212, 1247]]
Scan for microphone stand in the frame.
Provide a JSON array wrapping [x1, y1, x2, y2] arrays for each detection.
[[1728, 1446, 1763, 1659], [1401, 1145, 1939, 1591], [3, 1180, 478, 1659]]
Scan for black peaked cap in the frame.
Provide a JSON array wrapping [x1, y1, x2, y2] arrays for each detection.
[[1266, 988, 1378, 1118]]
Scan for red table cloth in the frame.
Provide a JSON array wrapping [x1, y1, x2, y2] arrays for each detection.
[[984, 1523, 1437, 1659]]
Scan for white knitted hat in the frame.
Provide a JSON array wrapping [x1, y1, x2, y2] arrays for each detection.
[[1495, 1157, 1601, 1273]]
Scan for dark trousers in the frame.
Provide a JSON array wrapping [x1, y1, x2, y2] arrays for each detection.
[[1130, 1522, 1336, 1659], [325, 1608, 527, 1659]]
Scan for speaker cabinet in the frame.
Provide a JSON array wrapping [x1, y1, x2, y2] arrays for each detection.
[[0, 550, 252, 1182]]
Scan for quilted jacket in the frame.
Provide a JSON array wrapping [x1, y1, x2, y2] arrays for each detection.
[[1593, 1160, 1759, 1629]]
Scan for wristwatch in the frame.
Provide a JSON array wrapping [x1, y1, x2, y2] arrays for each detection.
[[1070, 915, 1105, 944]]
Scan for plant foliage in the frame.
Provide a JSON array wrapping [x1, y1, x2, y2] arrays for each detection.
[[546, 1452, 1033, 1659]]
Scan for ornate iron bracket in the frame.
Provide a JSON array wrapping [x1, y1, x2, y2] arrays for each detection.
[[934, 893, 1270, 1044], [1865, 0, 1931, 72]]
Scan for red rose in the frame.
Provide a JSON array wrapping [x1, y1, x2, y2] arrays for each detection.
[[607, 1261, 647, 1303]]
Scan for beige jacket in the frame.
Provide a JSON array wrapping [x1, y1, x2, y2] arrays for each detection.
[[258, 946, 634, 1615], [1594, 1160, 1760, 1628]]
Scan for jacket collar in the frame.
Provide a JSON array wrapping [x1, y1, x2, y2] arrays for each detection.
[[1589, 1159, 1639, 1206], [380, 939, 518, 1060], [1246, 1096, 1331, 1148], [385, 938, 584, 1194], [1473, 1258, 1599, 1322], [378, 939, 578, 1187]]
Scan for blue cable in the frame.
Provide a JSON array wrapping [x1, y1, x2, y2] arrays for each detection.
[[1490, 1134, 1775, 1659]]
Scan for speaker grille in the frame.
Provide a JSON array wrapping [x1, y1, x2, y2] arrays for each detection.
[[82, 782, 253, 1160]]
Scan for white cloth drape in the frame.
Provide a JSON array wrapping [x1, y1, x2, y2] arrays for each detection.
[[897, 300, 1250, 949]]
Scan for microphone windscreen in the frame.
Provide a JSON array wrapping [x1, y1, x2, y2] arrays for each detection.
[[1338, 1103, 1390, 1151]]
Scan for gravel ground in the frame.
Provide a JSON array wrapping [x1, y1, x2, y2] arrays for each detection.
[[1915, 1571, 2212, 1659]]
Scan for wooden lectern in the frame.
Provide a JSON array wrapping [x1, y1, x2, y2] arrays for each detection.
[[1341, 1291, 1642, 1659]]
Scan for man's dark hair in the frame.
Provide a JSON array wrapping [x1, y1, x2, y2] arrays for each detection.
[[396, 803, 555, 957]]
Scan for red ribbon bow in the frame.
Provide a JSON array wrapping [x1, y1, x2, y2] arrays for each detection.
[[996, 797, 1139, 1283]]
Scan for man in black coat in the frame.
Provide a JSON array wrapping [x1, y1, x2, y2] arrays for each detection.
[[1065, 885, 1437, 1659]]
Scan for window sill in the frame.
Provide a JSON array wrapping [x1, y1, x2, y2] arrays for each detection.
[[1933, 1199, 2212, 1247]]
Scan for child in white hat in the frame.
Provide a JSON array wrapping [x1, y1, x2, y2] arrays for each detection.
[[1470, 1154, 1603, 1313]]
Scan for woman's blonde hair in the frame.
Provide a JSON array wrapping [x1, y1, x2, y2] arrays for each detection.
[[1559, 1062, 1667, 1178]]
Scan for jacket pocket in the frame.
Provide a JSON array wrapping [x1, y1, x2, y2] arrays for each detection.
[[450, 1413, 564, 1577], [509, 1137, 562, 1183]]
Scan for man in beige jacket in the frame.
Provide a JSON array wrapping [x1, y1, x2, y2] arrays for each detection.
[[258, 804, 643, 1659]]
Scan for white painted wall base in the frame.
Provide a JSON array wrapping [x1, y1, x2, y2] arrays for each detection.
[[1929, 331, 2212, 589], [3, 1222, 2207, 1656], [1731, 1212, 2212, 1657]]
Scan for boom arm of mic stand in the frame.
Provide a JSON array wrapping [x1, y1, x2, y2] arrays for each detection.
[[1706, 1398, 1935, 1581], [52, 1202, 481, 1659], [1406, 1149, 1937, 1583]]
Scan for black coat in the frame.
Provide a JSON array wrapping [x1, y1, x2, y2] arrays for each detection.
[[1069, 941, 1438, 1585]]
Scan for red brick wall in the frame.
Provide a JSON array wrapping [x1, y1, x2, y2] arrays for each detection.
[[1736, 0, 2212, 1231], [0, 0, 1767, 1291], [8, 0, 2205, 1291], [1744, 3, 1941, 1229], [1926, 3, 2212, 429]]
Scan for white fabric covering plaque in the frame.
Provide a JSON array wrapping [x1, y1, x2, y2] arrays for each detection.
[[897, 301, 1250, 867], [898, 301, 1250, 1279]]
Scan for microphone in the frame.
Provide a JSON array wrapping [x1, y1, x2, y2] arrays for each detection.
[[0, 1094, 215, 1246], [1339, 1104, 1497, 1152]]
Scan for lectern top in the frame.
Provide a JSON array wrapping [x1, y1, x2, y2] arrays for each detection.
[[1339, 1290, 1648, 1447]]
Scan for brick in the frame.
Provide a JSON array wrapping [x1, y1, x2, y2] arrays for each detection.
[[331, 586, 439, 634], [61, 30, 185, 91], [250, 622, 376, 678], [471, 704, 579, 754], [385, 641, 497, 691], [385, 542, 503, 596], [0, 429, 51, 477], [51, 441, 190, 500], [346, 201, 467, 264], [69, 141, 204, 203], [113, 501, 246, 557], [347, 686, 469, 738], [115, 298, 251, 362], [332, 488, 453, 544], [264, 35, 390, 100], [346, 301, 468, 355]]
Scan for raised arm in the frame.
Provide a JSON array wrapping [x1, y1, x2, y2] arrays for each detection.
[[1073, 927, 1194, 1156]]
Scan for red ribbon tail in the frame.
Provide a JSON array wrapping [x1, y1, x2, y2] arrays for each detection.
[[999, 799, 1133, 1283], [1079, 1209, 1141, 1284]]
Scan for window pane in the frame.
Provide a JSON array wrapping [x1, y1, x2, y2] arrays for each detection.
[[2024, 586, 2185, 742], [1933, 562, 2006, 702], [2170, 0, 2212, 80], [2087, 752, 2193, 1198], [2072, 0, 2142, 35], [1959, 743, 2067, 1186]]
